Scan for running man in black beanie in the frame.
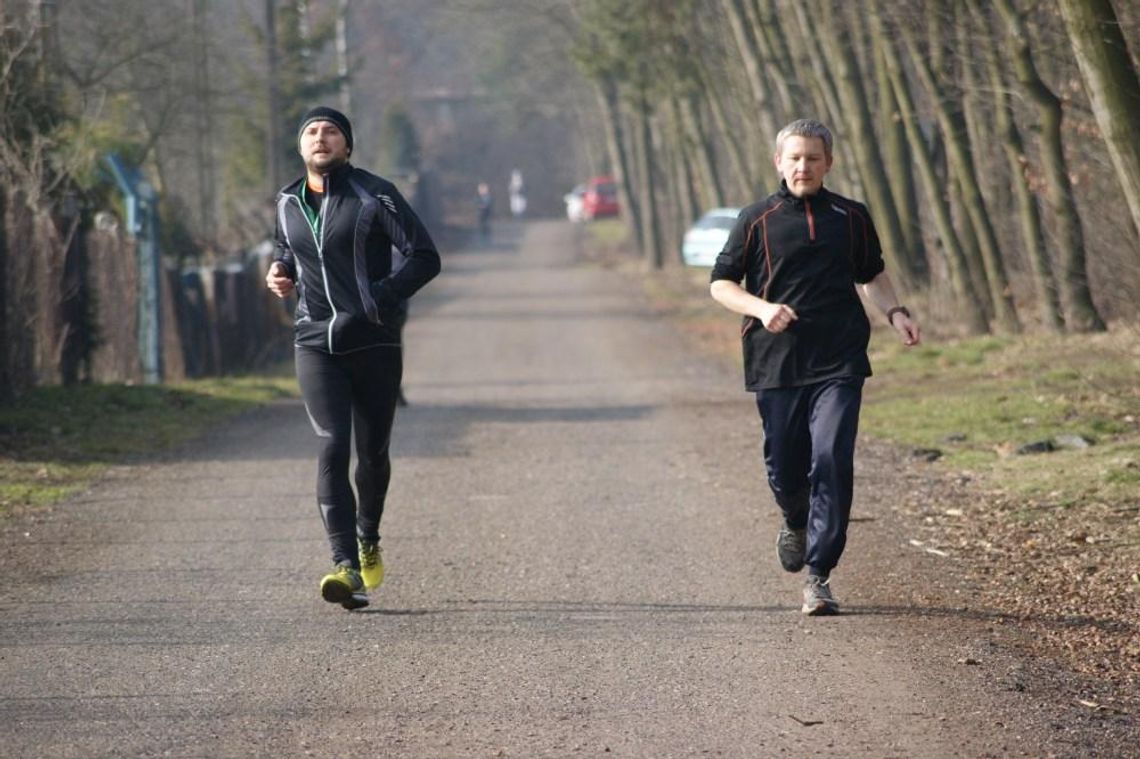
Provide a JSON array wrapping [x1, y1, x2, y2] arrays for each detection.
[[266, 106, 441, 610]]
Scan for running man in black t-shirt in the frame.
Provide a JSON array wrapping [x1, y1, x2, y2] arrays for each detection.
[[710, 119, 920, 615]]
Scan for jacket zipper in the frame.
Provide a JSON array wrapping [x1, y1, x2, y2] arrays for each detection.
[[318, 175, 335, 351], [291, 180, 338, 352], [805, 198, 816, 241]]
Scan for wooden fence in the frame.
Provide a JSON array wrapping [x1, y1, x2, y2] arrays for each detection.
[[0, 206, 293, 403]]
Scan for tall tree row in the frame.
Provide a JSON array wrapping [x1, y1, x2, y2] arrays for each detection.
[[4, 0, 1140, 356], [568, 0, 1140, 334]]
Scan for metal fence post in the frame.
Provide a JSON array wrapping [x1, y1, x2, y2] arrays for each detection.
[[105, 154, 163, 384]]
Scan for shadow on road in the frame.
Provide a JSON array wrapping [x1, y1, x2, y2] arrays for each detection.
[[356, 598, 794, 617], [393, 402, 657, 458], [353, 598, 1132, 636]]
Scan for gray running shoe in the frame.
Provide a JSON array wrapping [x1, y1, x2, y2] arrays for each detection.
[[776, 525, 807, 572], [802, 575, 839, 616]]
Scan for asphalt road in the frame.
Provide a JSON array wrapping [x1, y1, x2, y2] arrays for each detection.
[[0, 221, 1121, 757]]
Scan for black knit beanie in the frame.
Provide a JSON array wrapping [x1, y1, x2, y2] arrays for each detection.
[[297, 106, 354, 153]]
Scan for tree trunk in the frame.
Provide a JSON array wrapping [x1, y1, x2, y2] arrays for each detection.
[[994, 0, 1106, 332], [955, 1, 1006, 215], [874, 34, 925, 270], [786, 1, 845, 127], [751, 0, 801, 118], [818, 2, 921, 291], [680, 95, 724, 211], [785, 1, 863, 200], [900, 23, 1021, 332], [633, 95, 662, 269], [1057, 0, 1140, 241], [970, 0, 1062, 331], [668, 95, 700, 227], [948, 174, 996, 324], [660, 96, 684, 252], [695, 61, 753, 203], [570, 103, 602, 182], [594, 77, 641, 254], [57, 200, 87, 386], [872, 13, 989, 335], [719, 0, 779, 187], [653, 114, 683, 269]]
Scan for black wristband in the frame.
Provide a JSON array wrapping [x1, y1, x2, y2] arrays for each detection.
[[886, 305, 910, 323]]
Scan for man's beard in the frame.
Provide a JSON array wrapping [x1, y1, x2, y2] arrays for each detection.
[[306, 153, 347, 173]]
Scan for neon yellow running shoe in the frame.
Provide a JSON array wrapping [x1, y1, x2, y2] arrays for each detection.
[[358, 540, 385, 591], [319, 563, 368, 610]]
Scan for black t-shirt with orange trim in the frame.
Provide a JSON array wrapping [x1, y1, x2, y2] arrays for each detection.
[[710, 182, 886, 391]]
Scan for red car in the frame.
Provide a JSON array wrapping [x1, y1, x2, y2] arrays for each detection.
[[581, 176, 620, 220]]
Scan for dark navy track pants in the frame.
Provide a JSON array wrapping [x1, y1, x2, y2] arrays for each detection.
[[296, 344, 403, 569], [755, 376, 864, 575]]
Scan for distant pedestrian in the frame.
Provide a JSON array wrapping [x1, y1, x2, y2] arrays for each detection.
[[709, 118, 920, 615], [477, 182, 493, 242], [509, 168, 527, 218], [265, 106, 441, 610]]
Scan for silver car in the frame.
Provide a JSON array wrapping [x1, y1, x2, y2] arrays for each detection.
[[682, 207, 742, 267]]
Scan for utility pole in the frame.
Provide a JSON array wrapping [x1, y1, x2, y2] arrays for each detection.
[[265, 0, 282, 193], [192, 0, 216, 247], [297, 0, 313, 87], [336, 0, 352, 114]]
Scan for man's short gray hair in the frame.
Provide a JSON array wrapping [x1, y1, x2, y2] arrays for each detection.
[[776, 119, 834, 157]]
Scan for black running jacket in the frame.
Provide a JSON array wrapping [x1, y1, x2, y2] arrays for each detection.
[[274, 163, 441, 353]]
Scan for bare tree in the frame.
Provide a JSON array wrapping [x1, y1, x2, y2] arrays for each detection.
[[874, 34, 924, 269], [897, 8, 1021, 332], [994, 0, 1106, 332], [965, 0, 1063, 331], [595, 76, 642, 251], [782, 0, 863, 199], [870, 11, 989, 334], [817, 2, 923, 292], [1057, 0, 1140, 241], [691, 49, 753, 203], [719, 0, 779, 188]]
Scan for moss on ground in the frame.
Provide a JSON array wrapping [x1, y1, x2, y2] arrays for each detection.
[[0, 372, 298, 513]]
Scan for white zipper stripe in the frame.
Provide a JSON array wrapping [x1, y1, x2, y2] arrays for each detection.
[[286, 191, 338, 353], [316, 189, 337, 352]]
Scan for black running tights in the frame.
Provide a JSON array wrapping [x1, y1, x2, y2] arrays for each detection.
[[295, 345, 403, 568]]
